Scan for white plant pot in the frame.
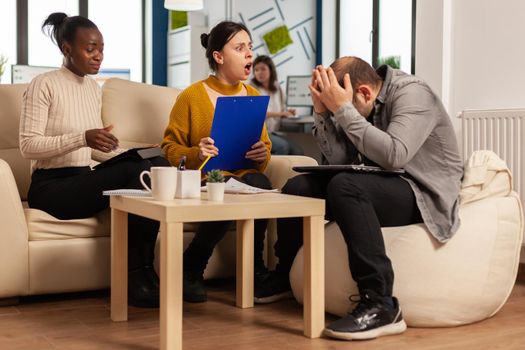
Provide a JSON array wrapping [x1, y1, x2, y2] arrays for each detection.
[[207, 182, 225, 202]]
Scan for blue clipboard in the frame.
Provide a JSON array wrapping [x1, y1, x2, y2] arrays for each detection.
[[204, 95, 270, 172]]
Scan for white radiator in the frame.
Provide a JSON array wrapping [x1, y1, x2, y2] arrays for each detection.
[[459, 108, 525, 211]]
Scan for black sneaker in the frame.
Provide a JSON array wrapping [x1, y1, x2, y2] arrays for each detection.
[[183, 271, 207, 303], [254, 270, 293, 304], [323, 291, 407, 340], [254, 267, 269, 288], [128, 266, 160, 308]]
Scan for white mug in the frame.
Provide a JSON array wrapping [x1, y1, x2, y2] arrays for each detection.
[[175, 169, 202, 199], [140, 167, 177, 200]]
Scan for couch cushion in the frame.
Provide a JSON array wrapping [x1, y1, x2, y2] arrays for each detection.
[[264, 155, 318, 190], [0, 83, 31, 200], [26, 208, 110, 241], [101, 78, 180, 146]]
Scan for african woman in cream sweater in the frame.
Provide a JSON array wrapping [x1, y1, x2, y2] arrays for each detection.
[[19, 12, 168, 308], [162, 21, 273, 303]]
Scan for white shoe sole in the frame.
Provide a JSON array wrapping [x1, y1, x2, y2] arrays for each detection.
[[323, 319, 407, 340], [254, 291, 293, 304]]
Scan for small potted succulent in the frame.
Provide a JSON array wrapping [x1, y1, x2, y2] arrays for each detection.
[[206, 169, 225, 201]]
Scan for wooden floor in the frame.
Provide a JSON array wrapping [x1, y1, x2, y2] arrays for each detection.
[[1, 269, 524, 350]]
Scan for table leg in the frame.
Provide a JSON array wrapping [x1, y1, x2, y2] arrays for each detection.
[[303, 215, 325, 338], [111, 208, 128, 322], [236, 219, 254, 308], [160, 222, 183, 350]]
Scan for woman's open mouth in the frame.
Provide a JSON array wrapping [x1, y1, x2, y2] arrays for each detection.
[[244, 63, 252, 75]]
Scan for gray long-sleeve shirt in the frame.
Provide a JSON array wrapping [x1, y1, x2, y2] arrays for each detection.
[[312, 65, 463, 242]]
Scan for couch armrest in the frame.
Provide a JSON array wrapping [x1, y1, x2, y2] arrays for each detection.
[[264, 155, 318, 190], [0, 159, 29, 298]]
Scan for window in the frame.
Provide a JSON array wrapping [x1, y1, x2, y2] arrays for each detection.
[[338, 0, 415, 73], [378, 0, 413, 73], [0, 0, 17, 83], [89, 0, 143, 82], [339, 0, 373, 64], [28, 0, 79, 67]]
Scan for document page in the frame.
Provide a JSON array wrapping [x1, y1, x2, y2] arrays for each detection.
[[202, 178, 280, 194]]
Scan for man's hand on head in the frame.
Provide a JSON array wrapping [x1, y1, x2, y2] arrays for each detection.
[[309, 71, 328, 114], [312, 65, 354, 113]]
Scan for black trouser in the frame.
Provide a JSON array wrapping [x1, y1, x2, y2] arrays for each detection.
[[275, 172, 422, 297], [28, 156, 170, 271], [183, 172, 272, 274]]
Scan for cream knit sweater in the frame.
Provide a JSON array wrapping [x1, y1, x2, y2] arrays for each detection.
[[19, 66, 120, 172]]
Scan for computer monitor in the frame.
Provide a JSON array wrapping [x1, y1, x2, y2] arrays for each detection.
[[11, 65, 55, 84], [285, 75, 313, 107]]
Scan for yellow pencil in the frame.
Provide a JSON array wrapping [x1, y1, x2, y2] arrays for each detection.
[[198, 155, 211, 171]]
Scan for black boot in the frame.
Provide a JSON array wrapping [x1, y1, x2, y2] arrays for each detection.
[[144, 265, 160, 288], [128, 266, 160, 308], [183, 271, 207, 303]]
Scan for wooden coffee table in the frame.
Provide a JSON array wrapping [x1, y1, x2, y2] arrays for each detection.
[[109, 192, 325, 350]]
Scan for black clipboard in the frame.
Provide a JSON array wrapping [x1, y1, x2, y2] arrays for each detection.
[[93, 147, 163, 170], [203, 96, 270, 171]]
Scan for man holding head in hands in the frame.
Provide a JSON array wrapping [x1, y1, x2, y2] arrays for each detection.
[[255, 56, 463, 341]]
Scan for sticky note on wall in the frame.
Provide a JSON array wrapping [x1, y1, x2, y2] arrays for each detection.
[[263, 25, 293, 54]]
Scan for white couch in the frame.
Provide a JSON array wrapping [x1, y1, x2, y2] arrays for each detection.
[[0, 78, 315, 301], [290, 150, 523, 327]]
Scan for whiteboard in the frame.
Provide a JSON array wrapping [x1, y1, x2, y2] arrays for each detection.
[[11, 65, 130, 85], [286, 75, 313, 107]]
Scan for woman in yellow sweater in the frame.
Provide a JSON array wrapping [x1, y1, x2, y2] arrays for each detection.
[[162, 21, 272, 303]]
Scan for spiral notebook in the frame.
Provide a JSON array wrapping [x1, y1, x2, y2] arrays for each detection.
[[103, 189, 152, 197]]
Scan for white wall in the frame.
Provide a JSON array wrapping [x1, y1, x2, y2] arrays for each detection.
[[450, 0, 525, 115], [416, 0, 525, 123], [415, 0, 446, 99]]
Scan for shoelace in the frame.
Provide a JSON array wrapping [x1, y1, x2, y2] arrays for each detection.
[[348, 293, 376, 316]]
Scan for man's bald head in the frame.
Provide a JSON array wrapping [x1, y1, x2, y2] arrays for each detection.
[[330, 56, 382, 92]]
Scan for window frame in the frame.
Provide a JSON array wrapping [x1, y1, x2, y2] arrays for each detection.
[[15, 0, 146, 82], [336, 0, 416, 74]]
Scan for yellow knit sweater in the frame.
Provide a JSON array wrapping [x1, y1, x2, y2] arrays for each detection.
[[162, 75, 272, 177]]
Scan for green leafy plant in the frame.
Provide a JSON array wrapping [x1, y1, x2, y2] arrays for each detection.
[[377, 55, 401, 69], [206, 169, 225, 183], [0, 55, 8, 81]]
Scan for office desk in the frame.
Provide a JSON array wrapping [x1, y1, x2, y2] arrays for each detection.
[[110, 192, 325, 350], [280, 115, 315, 133]]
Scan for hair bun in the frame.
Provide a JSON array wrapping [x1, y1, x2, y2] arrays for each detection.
[[46, 12, 68, 27], [200, 33, 209, 49]]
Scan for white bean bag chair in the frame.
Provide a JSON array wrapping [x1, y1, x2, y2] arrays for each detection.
[[289, 151, 523, 327]]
